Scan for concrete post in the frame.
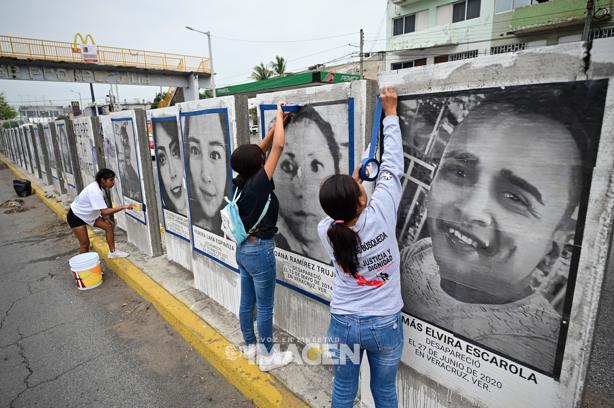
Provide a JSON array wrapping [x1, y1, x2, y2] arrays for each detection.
[[65, 119, 84, 192], [28, 125, 43, 180], [134, 109, 163, 256], [90, 116, 106, 170], [48, 122, 67, 195], [35, 124, 53, 186], [183, 73, 200, 101], [22, 126, 35, 176]]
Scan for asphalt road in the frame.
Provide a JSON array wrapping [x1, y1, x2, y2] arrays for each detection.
[[0, 163, 253, 408]]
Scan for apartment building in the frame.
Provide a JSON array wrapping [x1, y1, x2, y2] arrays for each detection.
[[386, 0, 613, 70]]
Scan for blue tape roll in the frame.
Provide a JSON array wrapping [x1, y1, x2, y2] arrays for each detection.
[[359, 158, 379, 181], [358, 97, 383, 182], [282, 104, 301, 113]]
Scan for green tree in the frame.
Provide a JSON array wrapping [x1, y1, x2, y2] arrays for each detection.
[[251, 62, 273, 81], [270, 55, 286, 77], [0, 93, 17, 120]]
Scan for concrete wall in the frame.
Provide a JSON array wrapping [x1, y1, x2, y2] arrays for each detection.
[[98, 115, 127, 231], [369, 38, 614, 408], [148, 105, 192, 271], [107, 109, 162, 257], [253, 80, 376, 341]]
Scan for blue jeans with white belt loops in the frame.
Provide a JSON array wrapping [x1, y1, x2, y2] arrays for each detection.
[[328, 312, 403, 408], [237, 238, 276, 354]]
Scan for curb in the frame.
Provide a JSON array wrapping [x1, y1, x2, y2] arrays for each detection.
[[2, 158, 309, 408]]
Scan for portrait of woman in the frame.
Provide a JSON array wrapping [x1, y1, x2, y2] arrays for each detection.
[[154, 119, 187, 216], [272, 104, 345, 263], [184, 111, 230, 235], [114, 121, 142, 203]]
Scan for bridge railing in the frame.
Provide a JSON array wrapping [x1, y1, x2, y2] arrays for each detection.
[[0, 35, 210, 74]]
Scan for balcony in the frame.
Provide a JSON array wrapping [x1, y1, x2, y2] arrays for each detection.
[[510, 0, 612, 34]]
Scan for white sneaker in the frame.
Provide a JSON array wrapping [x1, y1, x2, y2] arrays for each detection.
[[240, 344, 257, 362], [108, 249, 129, 259], [258, 350, 293, 372]]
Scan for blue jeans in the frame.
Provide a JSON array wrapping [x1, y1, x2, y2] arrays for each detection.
[[327, 312, 403, 408], [237, 238, 276, 354]]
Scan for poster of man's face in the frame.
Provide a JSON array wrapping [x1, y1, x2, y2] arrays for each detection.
[[182, 111, 230, 235], [397, 80, 608, 375], [57, 124, 73, 175], [262, 102, 350, 264], [113, 120, 142, 203], [153, 119, 188, 217]]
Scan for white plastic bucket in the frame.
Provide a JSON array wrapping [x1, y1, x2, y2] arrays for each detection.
[[68, 252, 103, 290]]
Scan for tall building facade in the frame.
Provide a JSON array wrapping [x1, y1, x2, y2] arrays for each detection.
[[386, 0, 613, 70]]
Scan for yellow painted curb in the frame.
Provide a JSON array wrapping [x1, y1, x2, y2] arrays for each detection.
[[2, 157, 309, 408]]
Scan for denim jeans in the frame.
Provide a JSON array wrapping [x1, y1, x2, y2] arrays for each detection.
[[327, 312, 403, 408], [237, 238, 276, 354]]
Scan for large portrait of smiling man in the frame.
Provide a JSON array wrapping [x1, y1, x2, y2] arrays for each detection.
[[398, 80, 608, 375]]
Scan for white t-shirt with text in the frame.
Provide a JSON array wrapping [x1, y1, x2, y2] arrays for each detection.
[[70, 182, 108, 226]]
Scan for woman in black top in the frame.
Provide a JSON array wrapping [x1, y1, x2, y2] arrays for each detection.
[[231, 102, 293, 371]]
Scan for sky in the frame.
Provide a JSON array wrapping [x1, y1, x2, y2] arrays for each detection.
[[0, 0, 388, 109]]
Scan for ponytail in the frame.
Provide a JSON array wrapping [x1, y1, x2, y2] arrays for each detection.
[[319, 175, 362, 277], [327, 222, 360, 277]]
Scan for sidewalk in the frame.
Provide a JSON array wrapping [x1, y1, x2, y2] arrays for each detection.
[[1, 156, 334, 408]]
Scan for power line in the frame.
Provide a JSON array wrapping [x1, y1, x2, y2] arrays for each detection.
[[211, 31, 357, 44]]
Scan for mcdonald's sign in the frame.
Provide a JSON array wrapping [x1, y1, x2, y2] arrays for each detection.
[[72, 33, 98, 63]]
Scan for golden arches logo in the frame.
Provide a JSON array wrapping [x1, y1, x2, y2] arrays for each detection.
[[71, 33, 96, 53]]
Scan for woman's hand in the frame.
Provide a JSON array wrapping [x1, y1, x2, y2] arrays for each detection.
[[277, 101, 286, 112], [380, 87, 398, 117], [352, 164, 365, 184]]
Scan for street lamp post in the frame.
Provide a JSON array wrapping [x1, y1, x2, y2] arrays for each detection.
[[185, 26, 216, 98]]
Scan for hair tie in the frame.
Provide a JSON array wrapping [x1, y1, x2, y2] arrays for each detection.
[[334, 220, 344, 224]]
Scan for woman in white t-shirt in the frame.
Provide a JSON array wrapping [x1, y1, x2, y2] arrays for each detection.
[[67, 168, 133, 258]]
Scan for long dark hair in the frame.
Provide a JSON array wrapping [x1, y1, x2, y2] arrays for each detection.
[[231, 144, 265, 189], [319, 174, 361, 277]]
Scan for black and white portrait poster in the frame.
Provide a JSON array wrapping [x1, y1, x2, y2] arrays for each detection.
[[73, 117, 99, 186], [394, 80, 608, 405], [55, 121, 75, 191], [180, 103, 236, 268], [99, 115, 127, 231], [151, 108, 189, 240], [259, 100, 354, 301], [42, 124, 58, 179], [112, 116, 145, 224]]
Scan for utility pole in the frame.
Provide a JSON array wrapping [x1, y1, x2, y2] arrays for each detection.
[[359, 29, 364, 80], [186, 26, 216, 98], [89, 83, 97, 116], [582, 0, 594, 41]]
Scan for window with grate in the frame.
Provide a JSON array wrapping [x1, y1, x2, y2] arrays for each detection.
[[449, 49, 479, 61], [490, 42, 527, 54]]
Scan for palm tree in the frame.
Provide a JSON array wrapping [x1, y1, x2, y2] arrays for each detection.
[[270, 55, 286, 77], [251, 63, 273, 81]]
